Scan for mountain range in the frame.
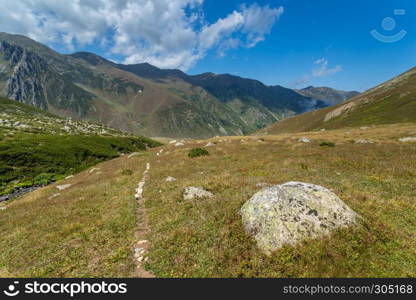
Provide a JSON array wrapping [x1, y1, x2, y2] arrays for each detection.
[[297, 86, 360, 106], [263, 67, 416, 134], [0, 32, 358, 138]]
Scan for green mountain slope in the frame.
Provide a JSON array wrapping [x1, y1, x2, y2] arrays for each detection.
[[262, 67, 416, 134], [0, 96, 160, 201], [0, 33, 328, 138], [0, 33, 247, 138]]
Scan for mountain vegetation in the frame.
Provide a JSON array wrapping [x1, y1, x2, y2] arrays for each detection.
[[262, 67, 416, 134], [1, 124, 415, 277], [0, 32, 327, 138], [0, 96, 160, 201]]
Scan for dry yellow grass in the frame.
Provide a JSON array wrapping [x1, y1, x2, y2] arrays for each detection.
[[143, 123, 416, 277], [0, 123, 415, 277], [0, 152, 151, 277]]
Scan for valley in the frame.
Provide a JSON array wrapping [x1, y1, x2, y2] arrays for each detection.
[[0, 30, 415, 279], [263, 67, 416, 134], [0, 97, 161, 202], [0, 32, 337, 139], [1, 123, 415, 277]]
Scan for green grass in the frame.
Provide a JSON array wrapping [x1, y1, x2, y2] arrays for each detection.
[[262, 67, 416, 135], [0, 124, 415, 278], [188, 148, 209, 158], [0, 133, 161, 197], [141, 126, 416, 277], [319, 141, 336, 147], [0, 155, 150, 277]]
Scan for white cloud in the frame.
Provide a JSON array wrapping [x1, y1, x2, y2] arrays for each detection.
[[312, 58, 343, 77], [291, 58, 342, 87], [0, 0, 283, 71]]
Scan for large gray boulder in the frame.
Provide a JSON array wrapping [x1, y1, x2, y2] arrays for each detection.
[[240, 182, 358, 254]]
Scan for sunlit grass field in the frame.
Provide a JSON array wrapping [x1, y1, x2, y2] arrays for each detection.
[[0, 123, 415, 277]]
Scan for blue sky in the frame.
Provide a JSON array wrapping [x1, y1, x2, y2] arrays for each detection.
[[1, 0, 415, 92], [194, 0, 416, 91]]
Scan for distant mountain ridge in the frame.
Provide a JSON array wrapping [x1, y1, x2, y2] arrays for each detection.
[[297, 86, 360, 106], [262, 67, 416, 134], [1, 32, 331, 138]]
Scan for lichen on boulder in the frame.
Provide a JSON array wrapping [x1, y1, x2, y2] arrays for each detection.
[[240, 182, 358, 254]]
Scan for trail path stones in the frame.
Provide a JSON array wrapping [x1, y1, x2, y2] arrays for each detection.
[[133, 162, 154, 278]]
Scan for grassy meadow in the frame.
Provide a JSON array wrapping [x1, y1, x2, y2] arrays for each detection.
[[1, 123, 415, 277]]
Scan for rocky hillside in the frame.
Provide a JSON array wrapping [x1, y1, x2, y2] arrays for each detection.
[[0, 32, 324, 138], [262, 67, 416, 134], [0, 96, 161, 202], [297, 86, 360, 106], [0, 97, 131, 136]]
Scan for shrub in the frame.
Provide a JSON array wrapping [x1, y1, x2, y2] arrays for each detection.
[[121, 169, 134, 176], [320, 141, 336, 147], [188, 148, 209, 158], [0, 133, 161, 196], [33, 173, 55, 186]]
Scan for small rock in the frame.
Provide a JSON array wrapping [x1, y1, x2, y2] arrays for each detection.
[[128, 152, 141, 158], [183, 187, 214, 201], [65, 175, 74, 180], [0, 207, 6, 211], [48, 193, 61, 199], [169, 140, 178, 144], [89, 168, 100, 173], [205, 142, 216, 147], [399, 137, 416, 143], [137, 240, 147, 245], [56, 184, 72, 191], [166, 176, 177, 182], [360, 127, 369, 130], [355, 139, 374, 144], [298, 137, 312, 143], [175, 142, 185, 147]]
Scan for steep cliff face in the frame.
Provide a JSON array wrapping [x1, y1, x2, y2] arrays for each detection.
[[0, 40, 96, 116], [1, 41, 48, 109]]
